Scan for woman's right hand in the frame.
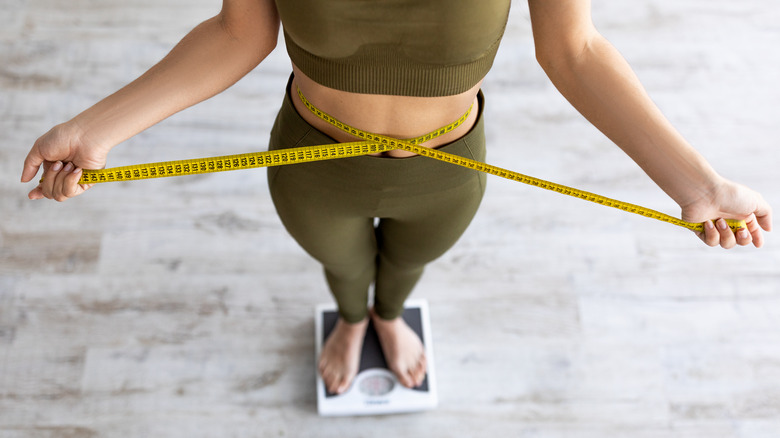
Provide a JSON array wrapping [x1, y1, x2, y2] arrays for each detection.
[[19, 0, 282, 202], [21, 123, 109, 201]]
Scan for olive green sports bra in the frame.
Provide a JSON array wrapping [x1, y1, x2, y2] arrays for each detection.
[[275, 0, 511, 97]]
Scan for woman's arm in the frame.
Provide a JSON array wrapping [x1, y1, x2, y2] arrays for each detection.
[[22, 0, 280, 201], [527, 0, 771, 248], [71, 0, 280, 149]]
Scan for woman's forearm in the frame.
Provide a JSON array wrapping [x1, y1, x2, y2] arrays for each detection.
[[70, 13, 278, 150], [537, 33, 722, 208]]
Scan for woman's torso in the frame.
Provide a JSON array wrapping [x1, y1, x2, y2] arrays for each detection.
[[277, 0, 510, 157]]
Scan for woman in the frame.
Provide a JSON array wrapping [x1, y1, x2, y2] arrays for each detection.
[[21, 0, 772, 396]]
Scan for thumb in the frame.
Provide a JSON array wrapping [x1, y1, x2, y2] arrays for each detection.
[[754, 195, 773, 232], [21, 145, 44, 183]]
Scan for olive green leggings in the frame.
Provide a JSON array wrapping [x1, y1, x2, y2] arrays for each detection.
[[267, 77, 487, 323]]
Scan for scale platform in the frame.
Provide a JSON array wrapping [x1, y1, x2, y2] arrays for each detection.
[[315, 299, 438, 416]]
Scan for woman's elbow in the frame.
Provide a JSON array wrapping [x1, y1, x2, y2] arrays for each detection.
[[535, 44, 571, 77], [534, 45, 558, 75], [534, 32, 599, 76]]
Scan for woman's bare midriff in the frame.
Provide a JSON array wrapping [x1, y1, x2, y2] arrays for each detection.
[[290, 64, 482, 158]]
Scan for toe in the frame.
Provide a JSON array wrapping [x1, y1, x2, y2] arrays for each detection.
[[323, 368, 340, 393], [399, 367, 417, 388], [335, 375, 351, 394], [391, 362, 412, 388], [413, 359, 427, 386]]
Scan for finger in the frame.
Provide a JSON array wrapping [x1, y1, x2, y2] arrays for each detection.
[[63, 167, 89, 198], [28, 160, 52, 199], [732, 213, 753, 247], [52, 162, 74, 201], [745, 214, 765, 248], [39, 161, 63, 200], [28, 174, 46, 199], [28, 186, 45, 200], [754, 198, 773, 233], [699, 220, 719, 247], [53, 162, 89, 201], [734, 226, 752, 247], [716, 218, 737, 249]]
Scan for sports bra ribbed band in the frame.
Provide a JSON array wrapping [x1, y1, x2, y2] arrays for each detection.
[[275, 0, 511, 97]]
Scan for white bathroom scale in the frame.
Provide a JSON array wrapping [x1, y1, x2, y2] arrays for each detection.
[[314, 299, 438, 416]]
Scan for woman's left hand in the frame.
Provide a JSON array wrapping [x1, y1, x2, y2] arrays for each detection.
[[681, 179, 772, 249]]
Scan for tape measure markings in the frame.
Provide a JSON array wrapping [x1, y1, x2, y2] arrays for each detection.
[[79, 141, 393, 183], [71, 88, 746, 233], [297, 88, 745, 233], [78, 101, 473, 184]]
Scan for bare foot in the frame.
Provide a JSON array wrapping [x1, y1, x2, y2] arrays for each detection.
[[318, 317, 368, 394], [370, 309, 427, 388]]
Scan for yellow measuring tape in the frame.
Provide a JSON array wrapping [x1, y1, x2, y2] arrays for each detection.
[[73, 89, 745, 233]]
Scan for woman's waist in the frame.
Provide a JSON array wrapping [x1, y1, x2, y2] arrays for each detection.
[[291, 66, 482, 157]]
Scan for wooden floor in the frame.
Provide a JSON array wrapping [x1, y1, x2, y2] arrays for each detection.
[[2, 1, 779, 437]]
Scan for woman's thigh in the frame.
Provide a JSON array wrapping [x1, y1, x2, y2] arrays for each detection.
[[376, 179, 485, 268]]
